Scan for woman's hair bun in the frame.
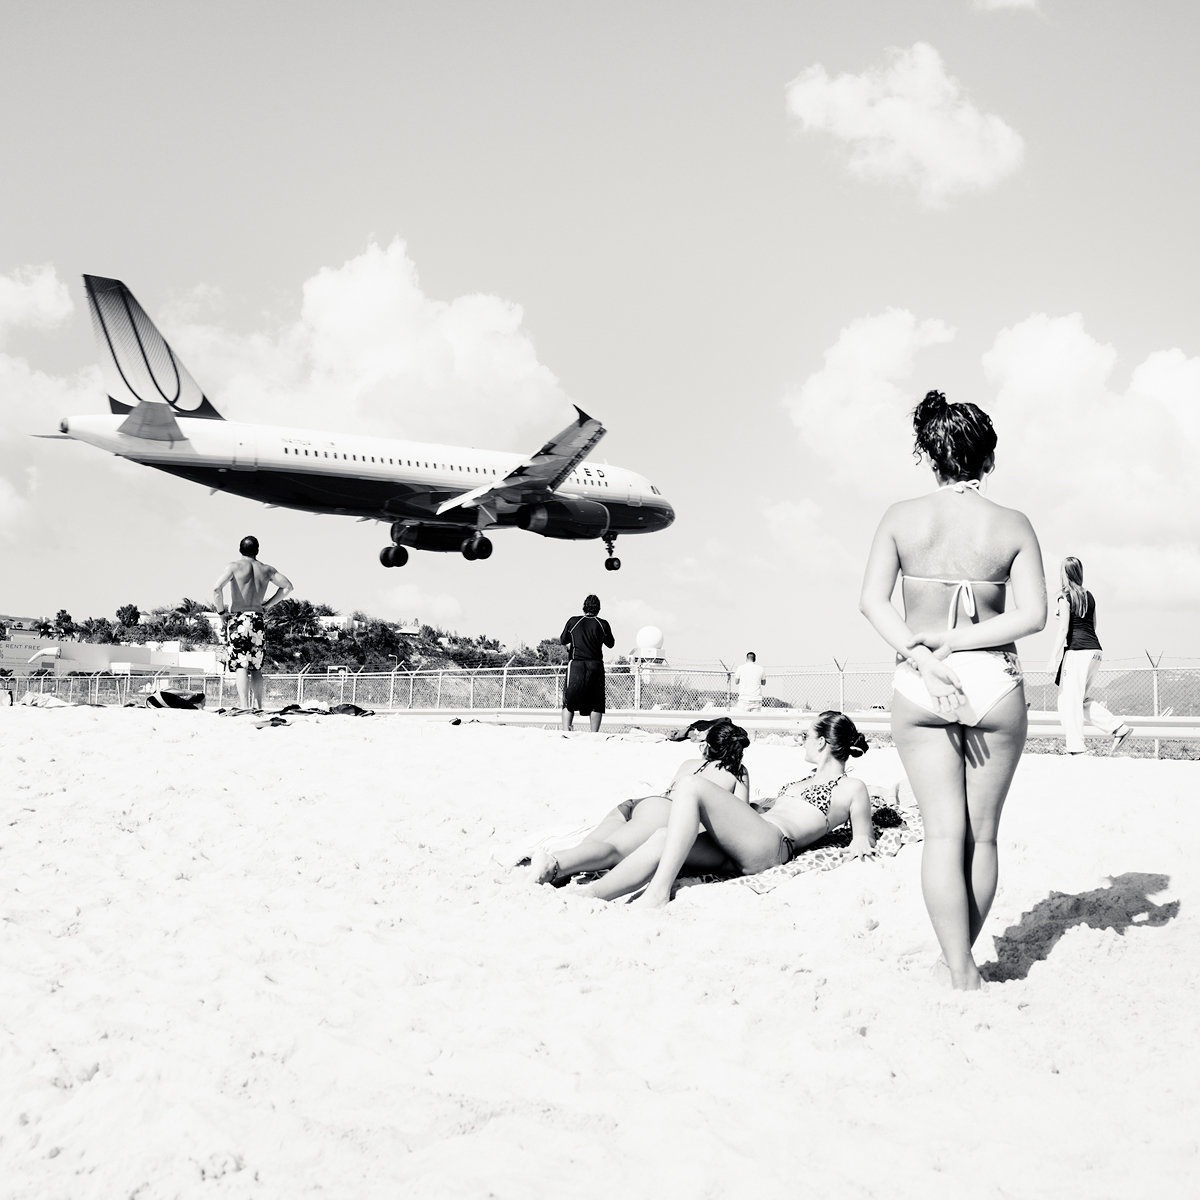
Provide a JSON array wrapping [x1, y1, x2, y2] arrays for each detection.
[[848, 732, 869, 758], [914, 390, 948, 425]]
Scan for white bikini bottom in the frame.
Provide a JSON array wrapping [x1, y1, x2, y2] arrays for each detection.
[[892, 649, 1023, 727]]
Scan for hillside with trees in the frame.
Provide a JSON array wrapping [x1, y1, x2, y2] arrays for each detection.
[[12, 598, 574, 674]]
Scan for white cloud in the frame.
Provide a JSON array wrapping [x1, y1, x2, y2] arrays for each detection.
[[0, 352, 99, 442], [780, 310, 1200, 642], [166, 239, 568, 447], [0, 264, 73, 343], [0, 472, 30, 537], [1061, 541, 1200, 615], [982, 314, 1200, 552], [782, 308, 955, 493], [785, 42, 1024, 208]]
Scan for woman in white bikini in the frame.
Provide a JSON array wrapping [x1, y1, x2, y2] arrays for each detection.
[[579, 711, 875, 906], [529, 718, 752, 886], [859, 390, 1047, 991]]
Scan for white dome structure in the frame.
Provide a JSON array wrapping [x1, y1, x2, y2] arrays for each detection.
[[630, 625, 666, 663]]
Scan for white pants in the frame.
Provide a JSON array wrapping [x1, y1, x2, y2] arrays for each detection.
[[1057, 650, 1122, 751]]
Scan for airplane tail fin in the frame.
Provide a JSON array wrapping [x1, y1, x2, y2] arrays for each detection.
[[83, 275, 224, 420]]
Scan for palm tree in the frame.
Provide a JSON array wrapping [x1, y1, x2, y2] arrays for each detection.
[[35, 617, 54, 638], [271, 598, 320, 641], [54, 609, 76, 640], [174, 597, 209, 623], [116, 604, 141, 628], [79, 616, 116, 643]]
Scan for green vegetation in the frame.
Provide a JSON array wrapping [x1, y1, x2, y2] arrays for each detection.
[[28, 598, 576, 674]]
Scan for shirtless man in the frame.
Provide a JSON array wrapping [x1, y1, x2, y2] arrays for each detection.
[[212, 536, 293, 710]]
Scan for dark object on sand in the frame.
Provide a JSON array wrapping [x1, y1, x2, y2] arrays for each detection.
[[139, 690, 206, 710], [665, 716, 731, 743]]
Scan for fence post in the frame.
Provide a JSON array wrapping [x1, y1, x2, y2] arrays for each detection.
[[389, 666, 397, 710], [1145, 651, 1162, 760], [436, 671, 444, 710], [409, 671, 415, 708], [501, 664, 508, 710], [634, 658, 642, 710], [833, 658, 846, 714]]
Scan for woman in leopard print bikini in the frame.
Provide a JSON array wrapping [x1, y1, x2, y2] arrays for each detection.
[[579, 711, 875, 905]]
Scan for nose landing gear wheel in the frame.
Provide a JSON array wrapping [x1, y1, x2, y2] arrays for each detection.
[[380, 545, 409, 568], [604, 557, 621, 571], [602, 532, 619, 571]]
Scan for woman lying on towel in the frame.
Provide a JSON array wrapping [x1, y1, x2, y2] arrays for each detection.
[[578, 711, 876, 906], [529, 718, 752, 886]]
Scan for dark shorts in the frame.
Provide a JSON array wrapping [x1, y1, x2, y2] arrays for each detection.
[[563, 659, 605, 715], [225, 611, 266, 672]]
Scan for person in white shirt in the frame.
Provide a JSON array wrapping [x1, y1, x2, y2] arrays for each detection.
[[733, 651, 766, 711]]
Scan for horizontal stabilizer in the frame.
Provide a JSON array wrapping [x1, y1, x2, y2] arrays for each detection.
[[118, 401, 188, 443]]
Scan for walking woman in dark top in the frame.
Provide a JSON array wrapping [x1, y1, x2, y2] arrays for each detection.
[[1049, 557, 1132, 755]]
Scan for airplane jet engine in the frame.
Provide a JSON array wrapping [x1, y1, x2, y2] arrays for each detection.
[[514, 497, 610, 539]]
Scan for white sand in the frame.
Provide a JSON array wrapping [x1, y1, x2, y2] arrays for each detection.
[[1, 705, 1196, 1199]]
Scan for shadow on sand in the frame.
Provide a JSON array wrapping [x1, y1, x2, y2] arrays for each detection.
[[982, 871, 1180, 983]]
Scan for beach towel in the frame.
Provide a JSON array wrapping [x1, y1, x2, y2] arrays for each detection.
[[503, 789, 922, 892], [18, 692, 72, 708], [142, 689, 206, 710], [678, 796, 923, 896], [276, 702, 376, 717]]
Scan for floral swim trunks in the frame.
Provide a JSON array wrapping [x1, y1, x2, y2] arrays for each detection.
[[224, 610, 266, 671]]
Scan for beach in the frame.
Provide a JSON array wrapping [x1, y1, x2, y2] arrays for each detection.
[[2, 704, 1196, 1199]]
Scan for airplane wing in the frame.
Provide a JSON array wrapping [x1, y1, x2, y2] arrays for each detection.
[[435, 406, 606, 517]]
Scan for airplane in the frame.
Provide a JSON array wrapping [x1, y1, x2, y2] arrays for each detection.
[[54, 275, 675, 569]]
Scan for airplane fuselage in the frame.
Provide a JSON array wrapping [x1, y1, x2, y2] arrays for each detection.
[[60, 413, 675, 535]]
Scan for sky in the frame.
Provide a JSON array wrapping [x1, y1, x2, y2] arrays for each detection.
[[2, 0, 1198, 669]]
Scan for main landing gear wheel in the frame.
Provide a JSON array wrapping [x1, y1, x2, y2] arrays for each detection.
[[602, 532, 620, 571], [461, 535, 493, 561], [380, 545, 409, 568]]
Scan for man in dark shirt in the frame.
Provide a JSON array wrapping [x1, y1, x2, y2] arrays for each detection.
[[559, 593, 615, 732]]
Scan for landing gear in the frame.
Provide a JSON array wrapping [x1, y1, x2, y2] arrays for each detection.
[[603, 532, 621, 572], [379, 545, 409, 568], [461, 534, 493, 561]]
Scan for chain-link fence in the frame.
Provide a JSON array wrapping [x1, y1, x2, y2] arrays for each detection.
[[6, 659, 1198, 721]]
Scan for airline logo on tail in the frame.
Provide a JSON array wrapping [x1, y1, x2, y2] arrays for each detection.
[[83, 275, 224, 421]]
